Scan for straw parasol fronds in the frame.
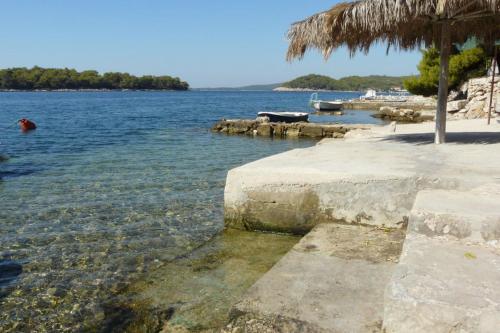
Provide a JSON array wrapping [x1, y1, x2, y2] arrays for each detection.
[[287, 0, 500, 144]]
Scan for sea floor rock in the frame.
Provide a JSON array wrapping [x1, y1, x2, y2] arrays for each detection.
[[125, 229, 299, 332]]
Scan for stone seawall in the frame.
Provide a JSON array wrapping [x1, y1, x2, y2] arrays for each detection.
[[211, 119, 372, 139], [344, 98, 436, 111]]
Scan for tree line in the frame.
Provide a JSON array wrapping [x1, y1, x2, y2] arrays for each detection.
[[404, 46, 490, 96], [282, 74, 410, 91], [0, 67, 189, 91]]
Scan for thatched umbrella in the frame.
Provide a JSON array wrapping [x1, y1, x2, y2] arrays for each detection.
[[287, 0, 500, 144]]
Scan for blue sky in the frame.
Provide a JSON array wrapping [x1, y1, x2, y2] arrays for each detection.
[[0, 0, 422, 87]]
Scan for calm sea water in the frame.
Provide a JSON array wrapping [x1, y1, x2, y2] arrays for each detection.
[[0, 91, 382, 332]]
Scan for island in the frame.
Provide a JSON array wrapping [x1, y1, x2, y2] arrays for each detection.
[[0, 66, 189, 91], [274, 74, 412, 92]]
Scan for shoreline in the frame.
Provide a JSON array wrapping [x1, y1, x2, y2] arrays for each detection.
[[222, 118, 500, 331]]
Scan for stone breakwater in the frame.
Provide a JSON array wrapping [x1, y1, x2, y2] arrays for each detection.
[[211, 119, 371, 139], [344, 95, 436, 111], [347, 95, 437, 123]]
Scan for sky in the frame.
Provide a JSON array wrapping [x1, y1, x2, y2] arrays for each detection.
[[0, 0, 422, 88]]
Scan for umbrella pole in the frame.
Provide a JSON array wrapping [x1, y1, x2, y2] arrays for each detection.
[[487, 46, 498, 125], [435, 22, 451, 144]]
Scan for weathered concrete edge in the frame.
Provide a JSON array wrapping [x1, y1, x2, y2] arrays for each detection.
[[224, 174, 460, 234]]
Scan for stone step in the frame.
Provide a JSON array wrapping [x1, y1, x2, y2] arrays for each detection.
[[383, 233, 500, 333], [224, 224, 406, 332], [409, 185, 500, 245]]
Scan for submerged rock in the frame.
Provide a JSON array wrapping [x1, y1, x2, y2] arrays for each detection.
[[0, 260, 22, 298]]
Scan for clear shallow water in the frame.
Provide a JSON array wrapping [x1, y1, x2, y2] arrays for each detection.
[[0, 91, 381, 332]]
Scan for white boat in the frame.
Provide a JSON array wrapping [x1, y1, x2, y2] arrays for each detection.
[[309, 93, 343, 111], [363, 89, 377, 100]]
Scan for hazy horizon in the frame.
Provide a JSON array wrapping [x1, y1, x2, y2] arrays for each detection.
[[1, 0, 422, 88]]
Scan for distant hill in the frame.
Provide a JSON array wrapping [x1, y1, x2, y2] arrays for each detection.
[[196, 74, 413, 92], [195, 83, 281, 91], [237, 83, 282, 90], [280, 74, 413, 92]]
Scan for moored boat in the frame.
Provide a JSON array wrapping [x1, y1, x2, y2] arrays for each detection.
[[257, 112, 309, 123], [309, 93, 343, 111]]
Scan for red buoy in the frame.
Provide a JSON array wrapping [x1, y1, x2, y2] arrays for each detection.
[[18, 118, 37, 132]]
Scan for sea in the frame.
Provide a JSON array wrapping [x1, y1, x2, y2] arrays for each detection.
[[0, 91, 384, 332]]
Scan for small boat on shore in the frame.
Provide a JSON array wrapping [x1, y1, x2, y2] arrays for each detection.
[[309, 93, 343, 111], [257, 112, 309, 123]]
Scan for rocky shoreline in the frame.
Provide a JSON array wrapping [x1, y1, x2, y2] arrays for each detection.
[[211, 119, 372, 139], [447, 76, 499, 119], [372, 106, 435, 123]]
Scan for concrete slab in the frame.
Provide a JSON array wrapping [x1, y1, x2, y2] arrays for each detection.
[[225, 120, 500, 233], [383, 233, 500, 333], [384, 185, 500, 332], [225, 224, 406, 333], [410, 187, 500, 245]]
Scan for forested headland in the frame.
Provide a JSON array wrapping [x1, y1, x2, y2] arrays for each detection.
[[0, 67, 189, 91], [281, 74, 411, 91]]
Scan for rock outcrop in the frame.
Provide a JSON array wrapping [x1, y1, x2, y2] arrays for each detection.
[[448, 76, 499, 120], [372, 106, 434, 123], [212, 119, 370, 139]]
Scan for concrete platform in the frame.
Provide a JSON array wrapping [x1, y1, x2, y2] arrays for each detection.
[[225, 119, 500, 233], [409, 186, 500, 245], [383, 185, 500, 332], [383, 234, 500, 333], [225, 224, 406, 333]]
